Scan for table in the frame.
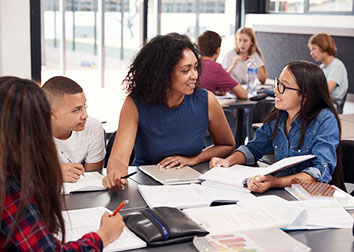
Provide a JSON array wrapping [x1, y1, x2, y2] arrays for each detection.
[[64, 163, 354, 252]]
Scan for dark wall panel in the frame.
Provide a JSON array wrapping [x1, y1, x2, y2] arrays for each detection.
[[256, 32, 354, 93]]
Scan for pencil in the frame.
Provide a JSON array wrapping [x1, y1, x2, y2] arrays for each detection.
[[121, 171, 137, 179], [60, 151, 85, 177], [110, 200, 128, 216]]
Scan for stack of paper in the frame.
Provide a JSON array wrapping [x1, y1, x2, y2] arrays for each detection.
[[139, 165, 202, 185], [62, 172, 106, 194], [137, 184, 255, 209], [61, 207, 146, 252]]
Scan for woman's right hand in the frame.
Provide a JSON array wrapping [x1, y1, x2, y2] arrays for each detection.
[[209, 157, 229, 168], [102, 169, 128, 191], [97, 212, 125, 247]]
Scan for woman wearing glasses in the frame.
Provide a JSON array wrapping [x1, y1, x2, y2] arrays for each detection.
[[210, 60, 342, 193]]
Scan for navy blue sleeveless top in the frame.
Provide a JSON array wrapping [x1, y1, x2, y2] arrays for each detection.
[[132, 89, 209, 165]]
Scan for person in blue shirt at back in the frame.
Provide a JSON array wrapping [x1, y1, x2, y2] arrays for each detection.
[[210, 60, 343, 193], [103, 34, 235, 191]]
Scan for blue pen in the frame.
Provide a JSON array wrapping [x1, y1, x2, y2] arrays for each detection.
[[61, 151, 85, 177]]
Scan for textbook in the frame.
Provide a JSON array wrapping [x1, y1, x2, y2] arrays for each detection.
[[199, 154, 316, 187], [138, 165, 202, 185], [61, 207, 146, 251], [137, 184, 255, 209], [62, 171, 106, 194], [193, 229, 311, 252]]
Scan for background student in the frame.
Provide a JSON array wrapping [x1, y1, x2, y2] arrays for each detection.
[[198, 30, 248, 99], [103, 34, 235, 191], [42, 76, 106, 182], [308, 32, 348, 114], [210, 61, 342, 193], [0, 76, 124, 250], [222, 27, 267, 84]]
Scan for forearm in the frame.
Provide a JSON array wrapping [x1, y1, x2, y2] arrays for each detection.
[[271, 172, 316, 188], [257, 67, 267, 84], [107, 158, 129, 174], [225, 150, 246, 166], [191, 144, 234, 166]]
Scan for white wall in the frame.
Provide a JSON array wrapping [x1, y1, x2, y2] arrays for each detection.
[[0, 0, 31, 78], [245, 14, 354, 37]]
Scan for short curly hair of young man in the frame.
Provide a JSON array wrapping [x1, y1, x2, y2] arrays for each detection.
[[123, 34, 201, 104]]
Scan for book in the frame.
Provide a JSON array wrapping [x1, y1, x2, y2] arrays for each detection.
[[138, 165, 202, 185], [62, 171, 106, 194], [61, 207, 146, 252], [193, 229, 311, 252], [285, 183, 354, 210], [137, 184, 255, 209], [199, 154, 316, 187]]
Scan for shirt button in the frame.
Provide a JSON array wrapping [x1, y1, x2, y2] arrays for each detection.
[[298, 150, 301, 152]]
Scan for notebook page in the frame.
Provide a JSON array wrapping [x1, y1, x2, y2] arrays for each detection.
[[62, 171, 105, 194], [137, 184, 209, 209], [62, 207, 146, 252]]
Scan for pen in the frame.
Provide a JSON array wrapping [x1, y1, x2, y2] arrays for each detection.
[[110, 200, 129, 216], [60, 151, 85, 177], [121, 171, 137, 179]]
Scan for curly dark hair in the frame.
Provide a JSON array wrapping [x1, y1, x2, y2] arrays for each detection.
[[123, 34, 201, 104]]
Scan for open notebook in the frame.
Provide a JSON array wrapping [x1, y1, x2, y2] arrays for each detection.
[[61, 207, 146, 251], [138, 184, 255, 209], [62, 172, 106, 194], [139, 165, 202, 185], [200, 154, 316, 187]]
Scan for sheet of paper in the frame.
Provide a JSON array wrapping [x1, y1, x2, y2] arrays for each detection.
[[137, 185, 209, 209], [289, 199, 353, 229], [237, 195, 307, 227], [190, 184, 256, 204], [139, 165, 201, 185], [184, 205, 288, 234], [62, 207, 146, 252], [62, 171, 106, 194]]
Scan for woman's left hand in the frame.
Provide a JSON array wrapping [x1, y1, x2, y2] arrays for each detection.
[[157, 156, 193, 169], [247, 175, 276, 193]]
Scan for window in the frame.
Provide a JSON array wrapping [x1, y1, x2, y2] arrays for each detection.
[[267, 0, 353, 13]]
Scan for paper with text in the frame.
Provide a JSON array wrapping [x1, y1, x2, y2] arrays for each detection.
[[62, 207, 146, 252]]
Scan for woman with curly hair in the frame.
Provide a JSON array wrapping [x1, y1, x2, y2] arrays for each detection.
[[103, 34, 235, 190]]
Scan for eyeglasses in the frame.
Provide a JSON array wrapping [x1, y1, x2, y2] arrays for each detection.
[[275, 78, 301, 94]]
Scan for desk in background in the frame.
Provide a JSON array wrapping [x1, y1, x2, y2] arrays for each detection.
[[64, 163, 354, 252]]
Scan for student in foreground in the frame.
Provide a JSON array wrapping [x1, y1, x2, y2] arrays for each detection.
[[103, 34, 235, 191], [198, 30, 248, 99], [42, 76, 106, 182], [210, 61, 342, 193], [0, 77, 124, 250], [308, 33, 348, 114], [222, 27, 267, 84]]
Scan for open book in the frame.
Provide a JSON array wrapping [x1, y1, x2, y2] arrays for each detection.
[[200, 154, 316, 187], [137, 184, 255, 209], [62, 171, 106, 194], [139, 165, 202, 185], [61, 207, 146, 252]]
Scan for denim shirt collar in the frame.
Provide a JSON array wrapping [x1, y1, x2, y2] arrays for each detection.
[[278, 110, 302, 131]]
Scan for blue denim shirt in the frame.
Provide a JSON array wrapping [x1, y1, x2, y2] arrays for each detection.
[[237, 108, 339, 182]]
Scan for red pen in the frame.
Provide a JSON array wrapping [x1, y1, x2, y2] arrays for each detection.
[[110, 200, 128, 216]]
